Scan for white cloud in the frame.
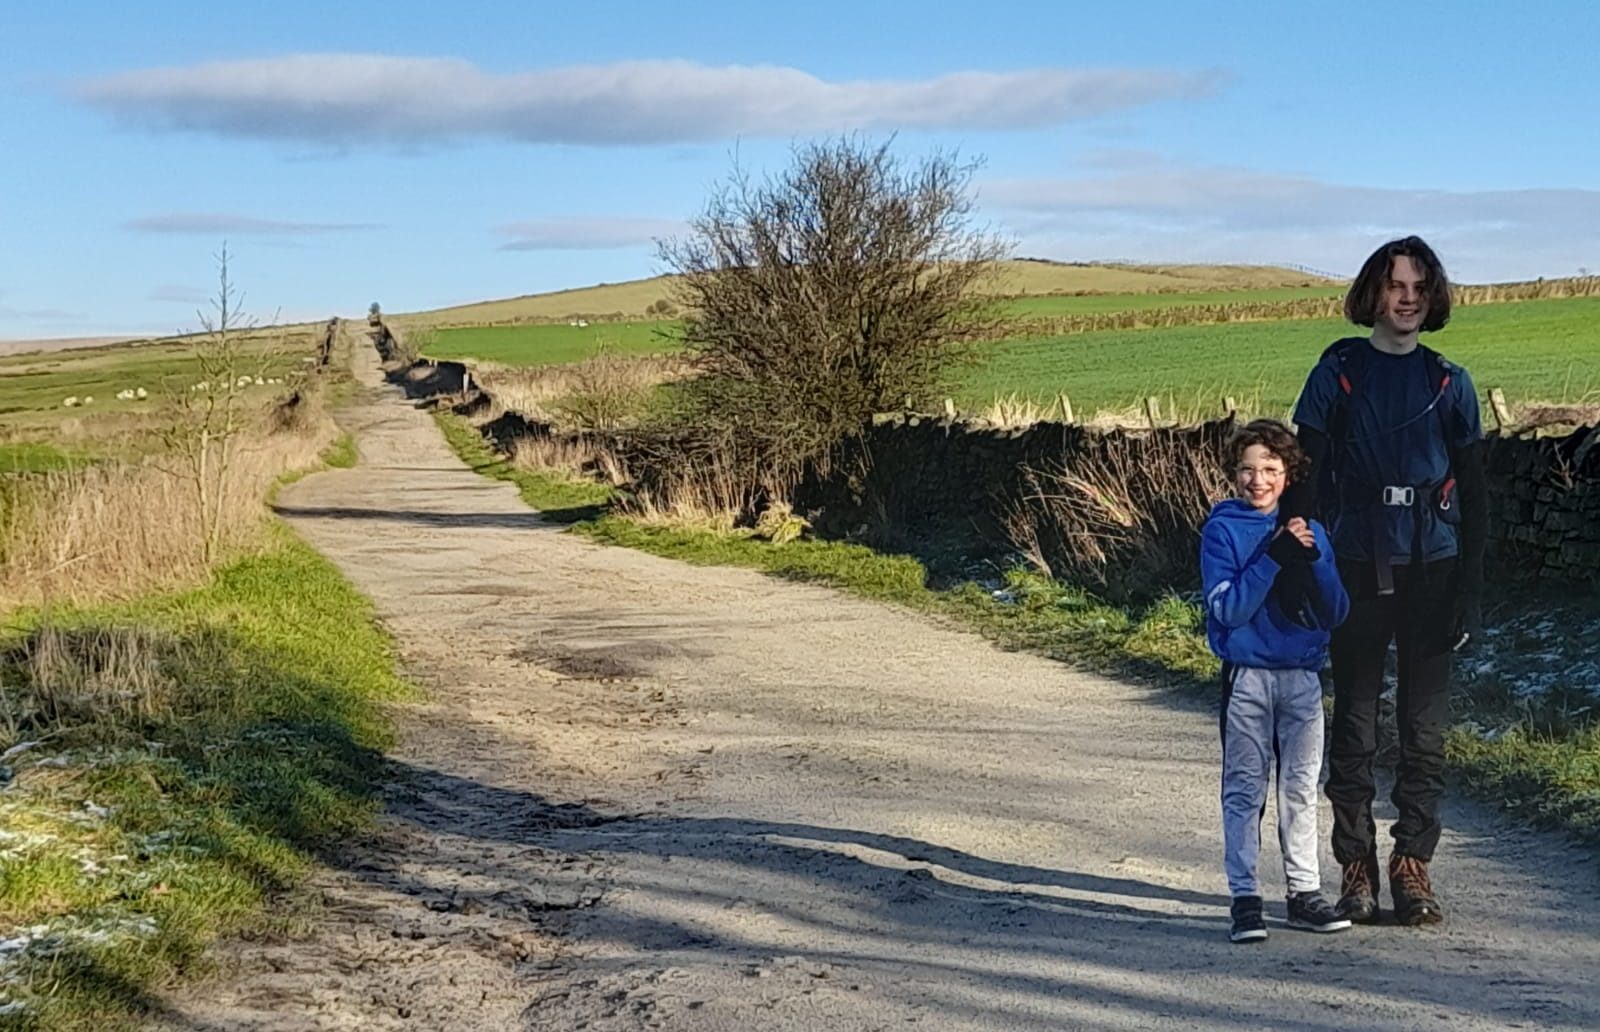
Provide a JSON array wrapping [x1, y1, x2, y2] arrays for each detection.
[[0, 290, 78, 322], [0, 305, 79, 322], [74, 55, 1224, 146], [124, 213, 380, 235], [148, 284, 211, 303], [985, 155, 1600, 281], [498, 217, 687, 251]]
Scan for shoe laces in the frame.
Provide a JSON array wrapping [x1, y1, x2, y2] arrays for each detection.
[[1342, 859, 1373, 897], [1391, 856, 1433, 897]]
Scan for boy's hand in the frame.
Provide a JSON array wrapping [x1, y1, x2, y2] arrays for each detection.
[[1267, 520, 1320, 565], [1284, 517, 1316, 549]]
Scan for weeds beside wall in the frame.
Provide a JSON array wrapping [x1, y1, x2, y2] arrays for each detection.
[[794, 414, 1236, 600]]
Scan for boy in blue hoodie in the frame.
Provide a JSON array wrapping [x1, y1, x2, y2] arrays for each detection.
[[1201, 419, 1352, 943]]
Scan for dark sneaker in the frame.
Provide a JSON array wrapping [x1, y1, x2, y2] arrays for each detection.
[[1338, 851, 1381, 924], [1229, 895, 1268, 943], [1287, 891, 1353, 933], [1390, 854, 1444, 926]]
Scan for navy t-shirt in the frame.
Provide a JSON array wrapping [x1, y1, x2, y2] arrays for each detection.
[[1293, 339, 1482, 563]]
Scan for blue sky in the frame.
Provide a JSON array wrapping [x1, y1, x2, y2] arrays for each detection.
[[4, 0, 1598, 339]]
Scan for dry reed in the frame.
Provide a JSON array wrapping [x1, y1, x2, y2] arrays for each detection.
[[475, 352, 688, 428], [0, 419, 334, 609]]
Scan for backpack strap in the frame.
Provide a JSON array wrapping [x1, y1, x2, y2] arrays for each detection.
[[1424, 345, 1459, 506], [1318, 338, 1457, 595], [1319, 336, 1369, 447], [1322, 338, 1455, 448]]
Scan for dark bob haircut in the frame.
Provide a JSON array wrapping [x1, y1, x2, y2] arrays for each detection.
[[1344, 235, 1452, 332], [1225, 418, 1311, 485]]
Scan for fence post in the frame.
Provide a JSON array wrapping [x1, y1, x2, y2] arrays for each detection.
[[943, 397, 957, 419], [1488, 388, 1512, 431], [1144, 396, 1161, 428], [1223, 395, 1238, 416], [1057, 393, 1074, 424]]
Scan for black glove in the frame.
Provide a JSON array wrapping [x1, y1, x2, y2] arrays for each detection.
[[1278, 478, 1315, 523], [1452, 591, 1483, 652], [1267, 528, 1319, 566], [1272, 562, 1320, 629]]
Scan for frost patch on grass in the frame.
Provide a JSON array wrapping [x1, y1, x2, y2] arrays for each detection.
[[1459, 599, 1600, 730], [0, 913, 160, 970]]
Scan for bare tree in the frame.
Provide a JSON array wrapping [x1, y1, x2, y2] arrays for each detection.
[[156, 245, 279, 565], [658, 136, 1010, 478]]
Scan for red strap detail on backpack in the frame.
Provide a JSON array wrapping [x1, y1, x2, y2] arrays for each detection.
[[1440, 478, 1456, 509], [1338, 373, 1353, 395]]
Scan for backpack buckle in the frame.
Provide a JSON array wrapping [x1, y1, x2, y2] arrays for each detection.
[[1382, 485, 1415, 506]]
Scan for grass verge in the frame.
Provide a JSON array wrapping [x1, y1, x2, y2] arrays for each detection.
[[0, 528, 410, 1030], [433, 407, 1600, 851], [320, 431, 358, 470], [430, 409, 614, 518]]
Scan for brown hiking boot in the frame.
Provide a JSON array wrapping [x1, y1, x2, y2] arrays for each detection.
[[1389, 854, 1444, 926], [1338, 851, 1381, 924]]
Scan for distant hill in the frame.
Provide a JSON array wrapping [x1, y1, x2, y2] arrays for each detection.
[[0, 334, 148, 358], [393, 261, 1343, 328]]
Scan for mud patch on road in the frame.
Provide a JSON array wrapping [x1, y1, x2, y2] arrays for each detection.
[[511, 639, 692, 682]]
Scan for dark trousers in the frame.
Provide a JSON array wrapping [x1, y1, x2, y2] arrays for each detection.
[[1327, 558, 1456, 863]]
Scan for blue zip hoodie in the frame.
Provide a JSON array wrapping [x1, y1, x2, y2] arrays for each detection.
[[1199, 499, 1350, 670]]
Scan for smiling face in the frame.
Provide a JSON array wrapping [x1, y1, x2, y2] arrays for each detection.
[[1376, 254, 1429, 339], [1235, 443, 1288, 513]]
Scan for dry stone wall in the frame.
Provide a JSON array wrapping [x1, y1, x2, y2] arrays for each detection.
[[386, 354, 1598, 590]]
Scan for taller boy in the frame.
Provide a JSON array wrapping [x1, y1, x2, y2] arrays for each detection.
[[1288, 236, 1488, 925]]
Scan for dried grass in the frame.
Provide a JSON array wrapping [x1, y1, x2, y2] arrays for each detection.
[[976, 393, 1050, 429], [476, 352, 688, 428], [1002, 424, 1234, 601], [618, 452, 749, 529], [967, 387, 1275, 432], [3, 625, 178, 736], [0, 419, 334, 609]]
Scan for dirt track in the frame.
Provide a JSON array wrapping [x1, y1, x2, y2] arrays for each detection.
[[155, 342, 1600, 1031]]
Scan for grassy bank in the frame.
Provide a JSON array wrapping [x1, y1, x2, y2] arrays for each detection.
[[1, 320, 409, 1028], [432, 407, 1600, 851], [0, 531, 409, 1030]]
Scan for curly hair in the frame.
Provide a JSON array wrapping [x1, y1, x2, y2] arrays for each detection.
[[1225, 418, 1310, 484], [1345, 235, 1452, 332]]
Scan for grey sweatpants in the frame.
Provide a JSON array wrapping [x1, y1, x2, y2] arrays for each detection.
[[1221, 666, 1325, 897]]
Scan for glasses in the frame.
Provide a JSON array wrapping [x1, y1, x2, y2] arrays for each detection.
[[1235, 466, 1286, 480]]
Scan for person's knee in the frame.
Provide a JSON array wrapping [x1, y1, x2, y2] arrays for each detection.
[[1222, 779, 1268, 815], [1401, 721, 1447, 759]]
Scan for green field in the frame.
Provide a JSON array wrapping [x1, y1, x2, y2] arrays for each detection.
[[0, 332, 316, 458], [0, 344, 202, 418], [423, 296, 1600, 420], [997, 285, 1341, 317], [427, 319, 679, 365], [956, 296, 1600, 418], [422, 290, 1350, 367], [422, 294, 1341, 369]]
